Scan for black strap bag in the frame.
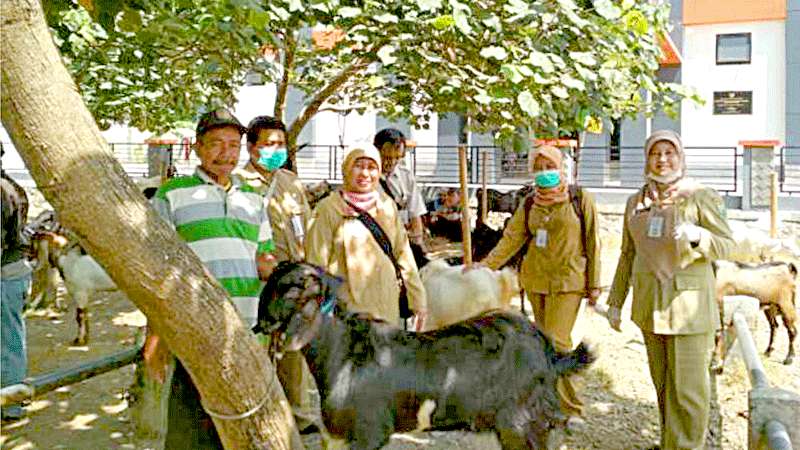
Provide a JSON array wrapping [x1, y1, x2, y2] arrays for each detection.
[[342, 195, 413, 320]]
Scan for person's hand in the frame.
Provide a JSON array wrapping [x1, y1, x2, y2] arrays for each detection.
[[607, 306, 622, 332], [414, 309, 428, 332], [674, 222, 703, 244], [143, 332, 170, 384], [586, 288, 601, 306]]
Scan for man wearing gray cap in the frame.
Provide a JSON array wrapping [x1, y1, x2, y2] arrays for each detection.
[[147, 108, 277, 449]]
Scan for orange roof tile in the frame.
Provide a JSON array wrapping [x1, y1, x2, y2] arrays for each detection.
[[659, 33, 681, 67]]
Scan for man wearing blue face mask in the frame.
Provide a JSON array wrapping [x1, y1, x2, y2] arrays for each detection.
[[233, 116, 317, 432]]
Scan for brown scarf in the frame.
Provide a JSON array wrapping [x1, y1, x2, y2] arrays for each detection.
[[532, 145, 570, 206]]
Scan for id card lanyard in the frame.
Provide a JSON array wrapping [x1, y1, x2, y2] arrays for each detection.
[[535, 215, 551, 248]]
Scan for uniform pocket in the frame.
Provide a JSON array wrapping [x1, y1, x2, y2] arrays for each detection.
[[674, 274, 704, 290]]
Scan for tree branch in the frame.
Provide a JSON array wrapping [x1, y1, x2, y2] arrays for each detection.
[[286, 46, 383, 148], [274, 30, 295, 122]]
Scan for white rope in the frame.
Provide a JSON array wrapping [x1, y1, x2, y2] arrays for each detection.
[[202, 375, 273, 421]]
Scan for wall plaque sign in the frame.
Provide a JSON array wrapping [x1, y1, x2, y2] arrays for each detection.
[[713, 91, 752, 115]]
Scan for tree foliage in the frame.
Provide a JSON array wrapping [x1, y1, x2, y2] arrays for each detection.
[[46, 0, 699, 142]]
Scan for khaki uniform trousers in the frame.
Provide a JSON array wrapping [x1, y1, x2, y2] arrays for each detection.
[[642, 331, 714, 450], [276, 351, 315, 426], [529, 292, 583, 417]]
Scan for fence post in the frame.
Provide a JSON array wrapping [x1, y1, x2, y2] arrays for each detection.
[[741, 140, 780, 211], [770, 172, 779, 238]]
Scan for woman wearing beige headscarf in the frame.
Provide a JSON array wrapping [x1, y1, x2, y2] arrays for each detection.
[[607, 130, 735, 450], [305, 146, 427, 326], [480, 145, 601, 428]]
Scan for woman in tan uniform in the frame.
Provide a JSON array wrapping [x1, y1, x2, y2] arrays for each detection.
[[607, 130, 734, 450], [480, 145, 601, 427], [305, 146, 427, 327]]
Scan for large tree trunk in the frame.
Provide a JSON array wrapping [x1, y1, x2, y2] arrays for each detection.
[[1, 1, 302, 448]]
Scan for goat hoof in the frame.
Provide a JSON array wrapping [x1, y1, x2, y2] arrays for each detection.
[[783, 357, 794, 365], [72, 337, 88, 346], [711, 364, 724, 375]]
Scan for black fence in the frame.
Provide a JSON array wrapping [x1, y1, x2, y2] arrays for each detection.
[[780, 146, 800, 193], [0, 141, 763, 195]]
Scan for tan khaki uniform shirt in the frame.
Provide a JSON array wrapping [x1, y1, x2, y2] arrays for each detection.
[[483, 190, 601, 295], [380, 164, 427, 224], [305, 191, 427, 323], [234, 164, 310, 262], [608, 186, 735, 334]]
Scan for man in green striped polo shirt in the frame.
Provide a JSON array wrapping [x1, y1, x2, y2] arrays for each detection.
[[147, 108, 276, 449]]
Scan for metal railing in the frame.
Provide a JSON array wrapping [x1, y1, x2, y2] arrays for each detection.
[[0, 342, 143, 407], [730, 312, 796, 450], [0, 141, 746, 193], [779, 146, 800, 194], [577, 146, 740, 193]]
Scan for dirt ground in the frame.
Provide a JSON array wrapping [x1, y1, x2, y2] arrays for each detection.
[[2, 236, 799, 449]]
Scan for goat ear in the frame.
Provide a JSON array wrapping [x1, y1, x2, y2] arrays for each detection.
[[284, 301, 322, 352]]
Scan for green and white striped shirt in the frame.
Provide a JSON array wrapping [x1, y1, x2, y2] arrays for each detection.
[[152, 168, 273, 327]]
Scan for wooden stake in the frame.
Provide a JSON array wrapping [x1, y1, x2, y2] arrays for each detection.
[[459, 145, 472, 267], [481, 150, 488, 224], [770, 171, 778, 238]]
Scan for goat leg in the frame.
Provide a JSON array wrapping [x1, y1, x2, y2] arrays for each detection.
[[763, 307, 779, 358], [73, 307, 89, 346], [781, 314, 795, 365]]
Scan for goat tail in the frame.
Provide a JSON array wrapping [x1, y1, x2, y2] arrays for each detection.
[[551, 341, 596, 377]]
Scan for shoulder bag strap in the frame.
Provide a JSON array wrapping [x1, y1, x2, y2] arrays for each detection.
[[342, 196, 404, 282]]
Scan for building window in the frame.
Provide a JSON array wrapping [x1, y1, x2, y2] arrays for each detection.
[[609, 118, 621, 162], [244, 71, 264, 86], [716, 33, 751, 65]]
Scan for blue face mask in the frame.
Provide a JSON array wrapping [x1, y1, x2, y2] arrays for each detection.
[[257, 146, 288, 171], [534, 170, 561, 188]]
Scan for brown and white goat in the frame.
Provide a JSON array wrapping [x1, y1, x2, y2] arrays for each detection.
[[31, 231, 117, 345], [713, 260, 797, 366]]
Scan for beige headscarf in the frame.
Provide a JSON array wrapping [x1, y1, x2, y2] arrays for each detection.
[[642, 130, 693, 205], [532, 145, 569, 206], [341, 146, 382, 211]]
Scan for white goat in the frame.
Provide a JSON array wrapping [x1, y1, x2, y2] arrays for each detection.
[[58, 245, 117, 345], [419, 259, 518, 331]]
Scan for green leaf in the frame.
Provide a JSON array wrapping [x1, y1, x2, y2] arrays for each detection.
[[432, 15, 455, 30], [560, 74, 585, 91], [501, 64, 524, 83], [374, 13, 399, 24], [529, 51, 555, 73], [480, 46, 508, 60], [417, 0, 443, 12], [569, 52, 596, 67], [338, 7, 361, 18], [287, 0, 303, 12], [119, 8, 142, 33], [367, 75, 385, 88], [474, 91, 493, 105], [551, 85, 569, 98], [377, 45, 398, 65], [624, 10, 648, 35], [594, 0, 622, 20], [517, 90, 540, 117]]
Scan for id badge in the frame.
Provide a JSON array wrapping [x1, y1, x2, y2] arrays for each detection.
[[648, 216, 664, 238], [535, 229, 548, 248], [291, 215, 305, 240]]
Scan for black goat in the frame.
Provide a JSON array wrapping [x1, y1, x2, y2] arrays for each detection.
[[256, 261, 595, 450], [475, 185, 534, 214]]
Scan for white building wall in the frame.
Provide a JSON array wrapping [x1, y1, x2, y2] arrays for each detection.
[[681, 20, 786, 147]]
